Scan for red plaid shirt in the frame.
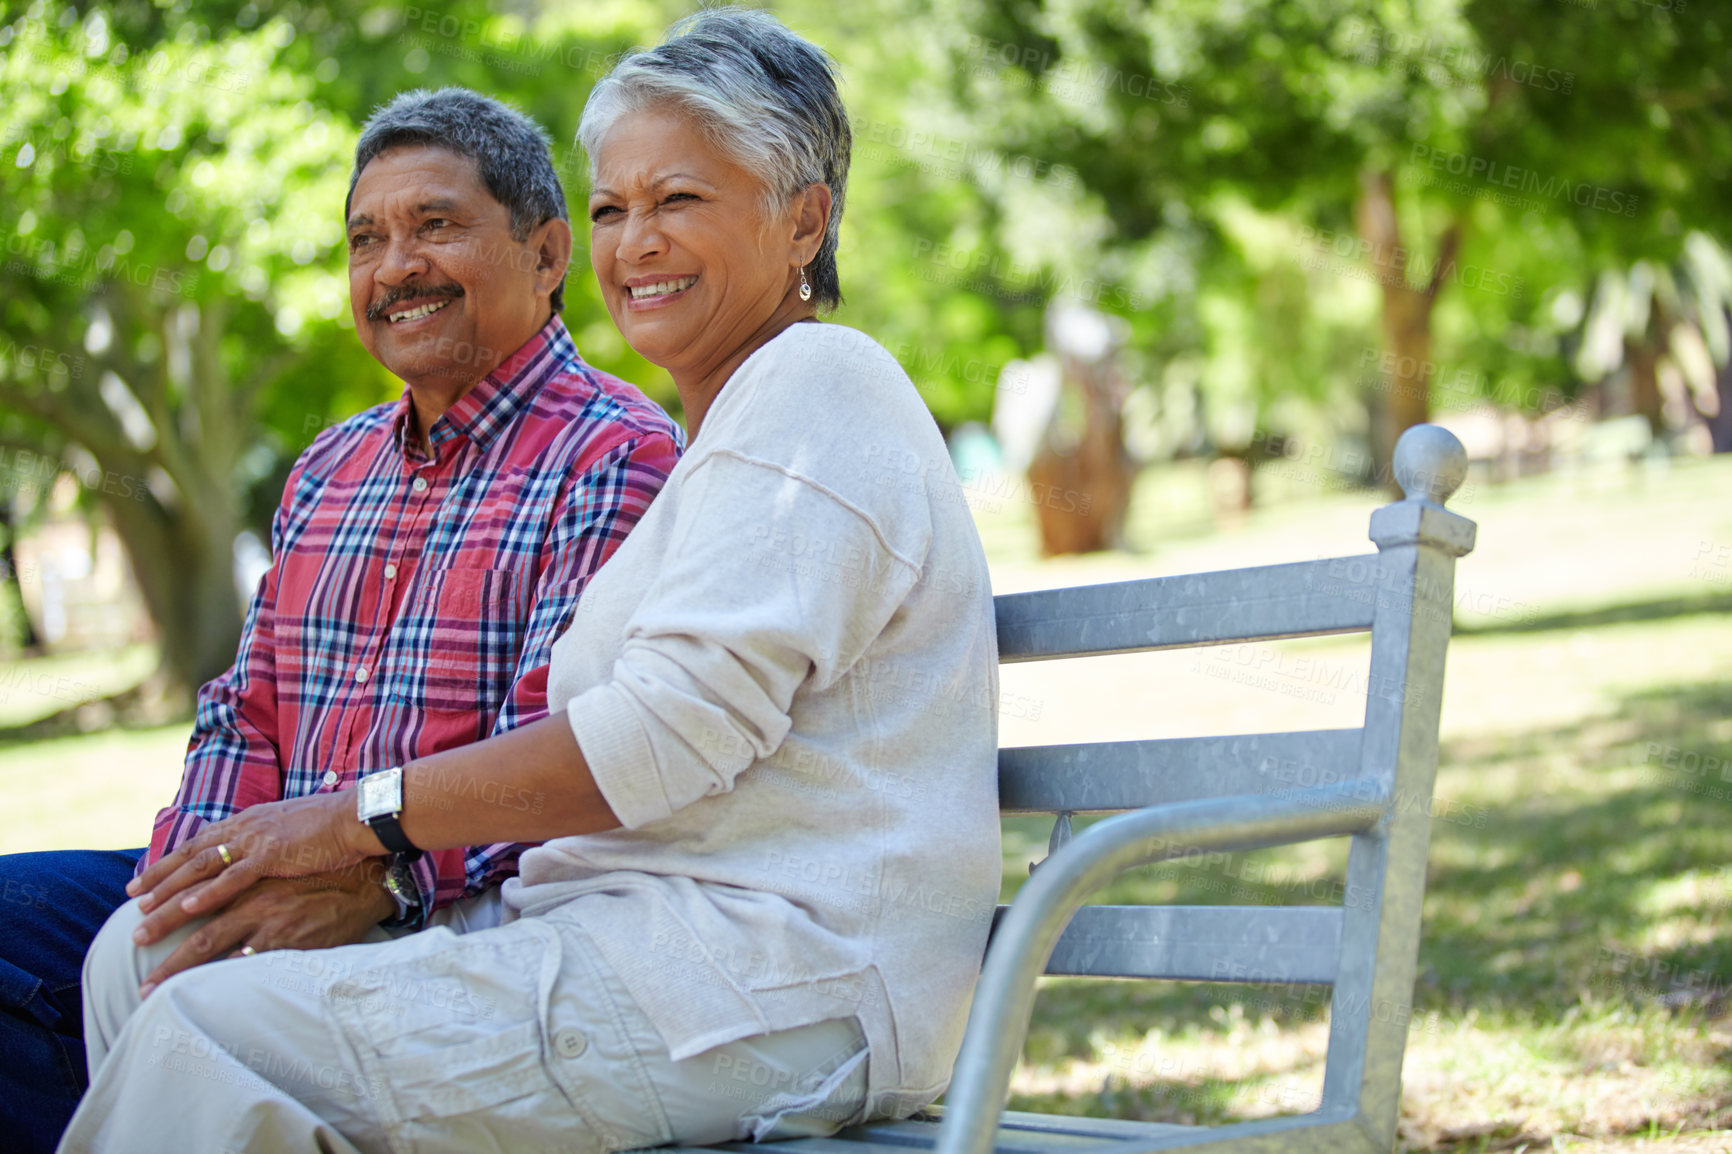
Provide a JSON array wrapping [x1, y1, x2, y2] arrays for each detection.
[[149, 314, 682, 915]]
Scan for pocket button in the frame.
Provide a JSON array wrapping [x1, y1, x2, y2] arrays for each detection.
[[553, 1028, 588, 1059]]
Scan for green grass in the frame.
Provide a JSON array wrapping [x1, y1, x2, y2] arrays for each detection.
[[0, 644, 157, 729], [976, 455, 1732, 1150], [0, 644, 183, 854], [0, 721, 189, 853], [995, 617, 1732, 1145], [2, 454, 1730, 1149]]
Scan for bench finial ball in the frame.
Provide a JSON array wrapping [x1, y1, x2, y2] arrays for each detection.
[[1393, 424, 1467, 506]]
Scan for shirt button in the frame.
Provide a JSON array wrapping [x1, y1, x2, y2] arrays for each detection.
[[553, 1028, 588, 1059], [384, 563, 398, 580], [354, 666, 370, 683], [322, 770, 339, 787], [411, 476, 429, 494]]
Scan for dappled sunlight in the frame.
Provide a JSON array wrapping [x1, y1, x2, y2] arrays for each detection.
[[4, 451, 1729, 1147], [1010, 1009, 1330, 1125], [1398, 1009, 1732, 1148], [1001, 637, 1732, 1147], [1638, 872, 1732, 923]]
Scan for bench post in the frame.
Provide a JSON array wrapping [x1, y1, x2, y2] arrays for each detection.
[[1319, 425, 1476, 1145]]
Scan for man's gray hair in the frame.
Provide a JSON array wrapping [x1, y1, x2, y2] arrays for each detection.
[[577, 8, 850, 311], [348, 88, 570, 312]]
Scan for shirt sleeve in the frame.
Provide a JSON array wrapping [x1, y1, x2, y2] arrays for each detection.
[[143, 466, 309, 869], [566, 450, 925, 830], [410, 430, 682, 912]]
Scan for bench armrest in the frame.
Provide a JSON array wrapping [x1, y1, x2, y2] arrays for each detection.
[[935, 780, 1389, 1154]]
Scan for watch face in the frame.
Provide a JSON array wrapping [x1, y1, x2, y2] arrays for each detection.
[[358, 770, 399, 821], [384, 862, 414, 908]]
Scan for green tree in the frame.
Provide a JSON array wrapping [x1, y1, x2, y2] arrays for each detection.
[[0, 0, 682, 701], [0, 10, 370, 699], [771, 0, 1047, 434], [928, 0, 1731, 479]]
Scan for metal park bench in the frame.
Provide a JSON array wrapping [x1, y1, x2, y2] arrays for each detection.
[[683, 423, 1478, 1154]]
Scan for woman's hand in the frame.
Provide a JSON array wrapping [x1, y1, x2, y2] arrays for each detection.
[[125, 790, 380, 944]]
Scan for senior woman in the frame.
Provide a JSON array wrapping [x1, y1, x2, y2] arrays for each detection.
[[58, 10, 999, 1154]]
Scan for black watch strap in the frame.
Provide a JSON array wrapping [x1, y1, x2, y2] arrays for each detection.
[[366, 811, 423, 861]]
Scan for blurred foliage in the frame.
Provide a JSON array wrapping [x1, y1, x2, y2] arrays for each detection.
[[0, 5, 388, 690], [0, 0, 1727, 685], [887, 0, 1730, 458]]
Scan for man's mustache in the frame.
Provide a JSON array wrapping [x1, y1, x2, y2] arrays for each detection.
[[366, 282, 465, 323]]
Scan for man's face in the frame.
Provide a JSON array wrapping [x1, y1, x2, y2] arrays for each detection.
[[346, 145, 566, 392]]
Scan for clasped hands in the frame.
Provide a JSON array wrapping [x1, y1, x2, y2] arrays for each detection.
[[123, 790, 395, 998]]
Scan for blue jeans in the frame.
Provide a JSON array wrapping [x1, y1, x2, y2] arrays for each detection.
[[0, 847, 144, 1154]]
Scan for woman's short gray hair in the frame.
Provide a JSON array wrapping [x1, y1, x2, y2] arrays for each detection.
[[577, 7, 851, 311]]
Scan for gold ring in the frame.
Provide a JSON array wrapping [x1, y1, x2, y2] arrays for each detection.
[[216, 843, 234, 866], [240, 945, 256, 957]]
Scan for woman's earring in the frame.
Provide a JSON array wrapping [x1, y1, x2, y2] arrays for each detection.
[[798, 266, 813, 303]]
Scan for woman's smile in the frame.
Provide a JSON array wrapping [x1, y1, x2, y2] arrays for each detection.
[[626, 274, 700, 309]]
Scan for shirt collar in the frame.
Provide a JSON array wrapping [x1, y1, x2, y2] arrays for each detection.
[[390, 312, 573, 461]]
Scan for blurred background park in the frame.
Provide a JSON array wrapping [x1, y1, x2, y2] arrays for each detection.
[[1, 0, 1729, 1149]]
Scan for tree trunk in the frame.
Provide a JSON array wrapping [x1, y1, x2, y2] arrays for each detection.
[[1625, 341, 1665, 437], [0, 295, 250, 704], [1679, 308, 1732, 452], [127, 300, 248, 698], [1355, 171, 1461, 492], [1206, 453, 1253, 529], [1707, 321, 1732, 453], [0, 502, 41, 651], [102, 486, 243, 706], [1028, 353, 1137, 555]]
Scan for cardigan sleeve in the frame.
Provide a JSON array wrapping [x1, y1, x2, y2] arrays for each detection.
[[564, 449, 925, 829]]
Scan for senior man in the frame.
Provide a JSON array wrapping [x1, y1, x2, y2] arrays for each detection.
[[0, 87, 680, 1153]]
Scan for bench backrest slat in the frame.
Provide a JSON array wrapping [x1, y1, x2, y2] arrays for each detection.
[[1003, 904, 1344, 983], [998, 729, 1364, 814], [994, 556, 1379, 663]]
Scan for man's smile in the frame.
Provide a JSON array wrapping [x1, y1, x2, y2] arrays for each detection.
[[365, 284, 465, 324], [387, 298, 454, 323]]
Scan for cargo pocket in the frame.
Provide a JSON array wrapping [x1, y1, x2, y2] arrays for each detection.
[[741, 1023, 870, 1141], [326, 923, 567, 1142]]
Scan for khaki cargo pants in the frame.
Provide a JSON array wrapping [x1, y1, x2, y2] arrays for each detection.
[[58, 891, 868, 1154]]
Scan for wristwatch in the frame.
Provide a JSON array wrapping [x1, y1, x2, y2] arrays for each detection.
[[380, 853, 424, 930], [357, 767, 423, 860]]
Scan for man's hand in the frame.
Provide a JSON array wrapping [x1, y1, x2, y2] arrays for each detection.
[[137, 865, 397, 998]]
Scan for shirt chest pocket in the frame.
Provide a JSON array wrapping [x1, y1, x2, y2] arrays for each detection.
[[388, 567, 530, 713]]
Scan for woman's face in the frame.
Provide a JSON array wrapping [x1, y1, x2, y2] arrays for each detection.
[[588, 106, 802, 381]]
